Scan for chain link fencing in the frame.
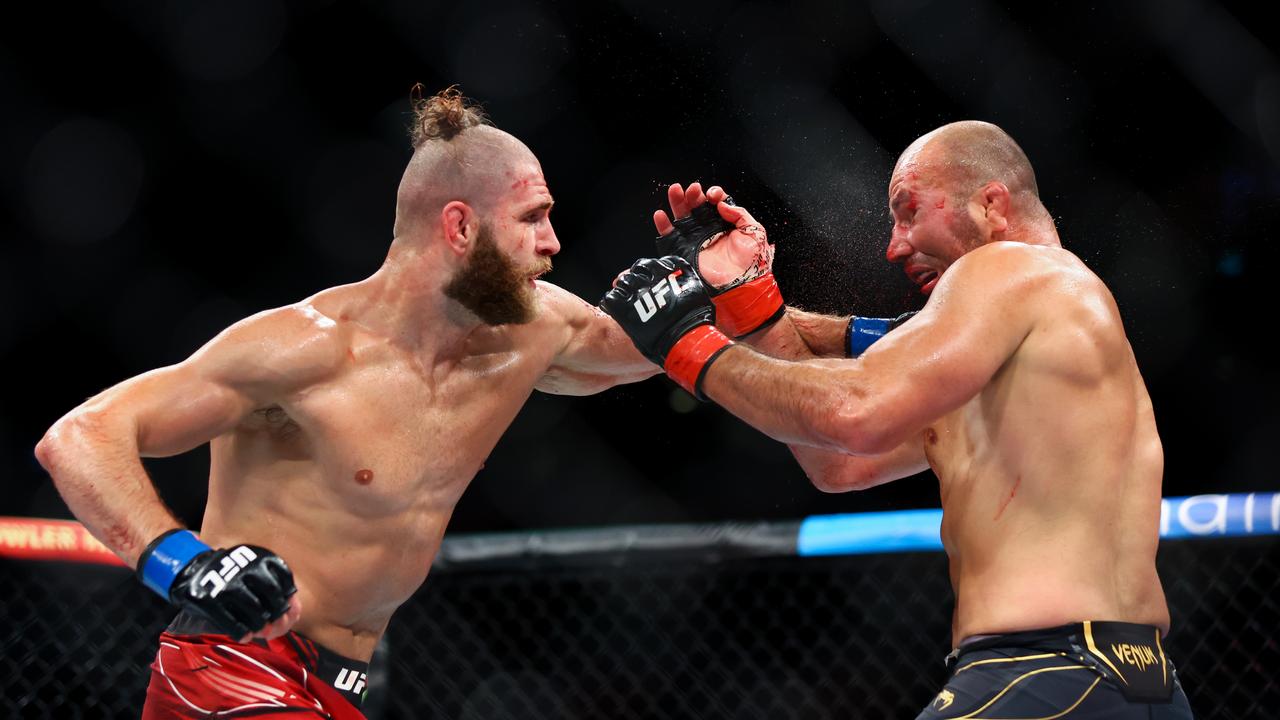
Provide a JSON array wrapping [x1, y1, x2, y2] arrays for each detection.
[[3, 535, 1276, 719]]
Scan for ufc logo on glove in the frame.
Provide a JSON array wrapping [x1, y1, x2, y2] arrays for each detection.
[[634, 270, 698, 321], [199, 546, 258, 597]]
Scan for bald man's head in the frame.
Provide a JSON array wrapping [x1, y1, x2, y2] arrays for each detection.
[[393, 87, 541, 239], [895, 121, 1040, 213]]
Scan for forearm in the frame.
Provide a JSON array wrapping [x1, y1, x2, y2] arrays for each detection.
[[539, 329, 663, 396], [792, 438, 929, 492], [737, 311, 898, 477], [537, 363, 661, 395], [700, 344, 887, 454], [744, 307, 849, 359], [36, 412, 183, 566]]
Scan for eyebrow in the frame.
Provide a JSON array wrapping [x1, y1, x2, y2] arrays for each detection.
[[522, 200, 554, 214]]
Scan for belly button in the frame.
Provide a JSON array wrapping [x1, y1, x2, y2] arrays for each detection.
[[354, 469, 374, 485]]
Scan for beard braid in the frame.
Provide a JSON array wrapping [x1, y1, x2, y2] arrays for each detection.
[[443, 224, 546, 325]]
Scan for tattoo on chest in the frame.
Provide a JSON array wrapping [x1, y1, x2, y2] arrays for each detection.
[[253, 405, 300, 437]]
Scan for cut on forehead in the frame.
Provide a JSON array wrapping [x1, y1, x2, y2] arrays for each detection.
[[894, 121, 1038, 198]]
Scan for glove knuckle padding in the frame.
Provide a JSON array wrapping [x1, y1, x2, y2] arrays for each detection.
[[656, 203, 735, 264], [137, 531, 297, 638], [170, 544, 294, 635], [630, 258, 656, 276], [641, 257, 670, 275], [616, 274, 645, 293], [242, 568, 290, 620], [230, 584, 270, 623], [600, 253, 733, 399], [600, 255, 714, 364], [265, 553, 296, 588]]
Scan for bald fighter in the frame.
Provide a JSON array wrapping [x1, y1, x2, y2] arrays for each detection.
[[34, 87, 696, 718], [605, 122, 1194, 718]]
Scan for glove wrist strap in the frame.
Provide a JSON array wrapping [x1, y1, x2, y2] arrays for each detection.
[[846, 316, 893, 357], [712, 274, 785, 338], [664, 325, 733, 400], [138, 529, 210, 599], [845, 311, 919, 357]]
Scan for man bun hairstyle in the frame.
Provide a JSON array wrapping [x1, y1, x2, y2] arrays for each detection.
[[409, 84, 492, 148]]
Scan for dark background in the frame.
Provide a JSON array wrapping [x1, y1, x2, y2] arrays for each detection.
[[3, 0, 1278, 533]]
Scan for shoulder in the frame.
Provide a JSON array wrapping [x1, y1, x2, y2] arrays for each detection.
[[950, 243, 1127, 360], [535, 280, 594, 317], [191, 301, 349, 391], [531, 280, 606, 333], [941, 242, 1105, 306], [946, 241, 1061, 282]]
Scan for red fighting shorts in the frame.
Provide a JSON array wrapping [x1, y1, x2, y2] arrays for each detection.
[[142, 625, 369, 719]]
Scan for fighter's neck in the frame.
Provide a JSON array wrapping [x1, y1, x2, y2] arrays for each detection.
[[336, 251, 484, 356], [1005, 211, 1063, 248], [980, 224, 1060, 252]]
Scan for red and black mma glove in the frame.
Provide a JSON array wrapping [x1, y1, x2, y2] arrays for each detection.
[[137, 528, 297, 639], [600, 256, 734, 400], [657, 202, 784, 338]]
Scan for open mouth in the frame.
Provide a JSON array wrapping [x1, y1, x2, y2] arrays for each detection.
[[907, 265, 939, 294]]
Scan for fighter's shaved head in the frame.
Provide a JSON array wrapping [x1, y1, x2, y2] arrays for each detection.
[[393, 86, 540, 239], [896, 121, 1040, 211]]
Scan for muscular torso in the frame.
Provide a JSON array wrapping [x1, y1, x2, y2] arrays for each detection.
[[197, 287, 570, 661], [923, 248, 1169, 645]]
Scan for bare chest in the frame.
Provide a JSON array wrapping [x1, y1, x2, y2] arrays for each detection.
[[238, 346, 551, 513]]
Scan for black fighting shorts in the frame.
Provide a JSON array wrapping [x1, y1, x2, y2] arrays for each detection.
[[916, 621, 1194, 719]]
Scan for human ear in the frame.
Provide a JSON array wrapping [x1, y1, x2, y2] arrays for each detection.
[[441, 201, 476, 255], [978, 181, 1010, 234]]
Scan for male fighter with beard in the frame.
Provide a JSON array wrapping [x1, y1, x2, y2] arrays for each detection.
[[607, 122, 1193, 718], [34, 87, 690, 718]]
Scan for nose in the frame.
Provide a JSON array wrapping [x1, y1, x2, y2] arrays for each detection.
[[885, 230, 912, 264], [538, 222, 561, 257]]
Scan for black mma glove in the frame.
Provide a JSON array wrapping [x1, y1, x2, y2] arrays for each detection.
[[137, 528, 297, 639], [600, 255, 735, 399], [657, 201, 784, 338]]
